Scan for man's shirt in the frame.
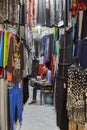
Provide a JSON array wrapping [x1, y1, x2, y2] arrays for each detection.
[[46, 69, 52, 84]]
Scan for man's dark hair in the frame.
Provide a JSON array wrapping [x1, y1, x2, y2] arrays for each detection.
[[45, 62, 50, 69]]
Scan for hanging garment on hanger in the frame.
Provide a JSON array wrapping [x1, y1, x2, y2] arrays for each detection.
[[25, 0, 30, 26], [46, 0, 50, 27], [78, 11, 83, 40], [19, 2, 25, 26], [34, 39, 40, 57], [55, 0, 65, 26], [0, 79, 8, 130], [29, 0, 34, 26], [81, 10, 87, 39], [77, 39, 87, 68], [7, 33, 15, 82], [37, 0, 46, 26], [67, 65, 87, 125], [31, 58, 39, 78], [55, 77, 68, 130], [25, 26, 32, 49], [33, 0, 38, 26], [3, 31, 9, 68], [8, 82, 22, 130], [13, 41, 24, 82], [50, 33, 55, 56], [8, 0, 19, 24], [40, 34, 50, 62], [0, 0, 8, 22], [25, 0, 38, 27], [0, 31, 4, 67], [50, 0, 56, 26], [59, 45, 73, 64]]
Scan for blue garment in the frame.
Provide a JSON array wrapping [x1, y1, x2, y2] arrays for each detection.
[[9, 82, 22, 130], [77, 39, 87, 68], [40, 35, 50, 62], [72, 17, 76, 40], [0, 31, 4, 67], [4, 68, 7, 79], [46, 69, 52, 84], [40, 35, 48, 56]]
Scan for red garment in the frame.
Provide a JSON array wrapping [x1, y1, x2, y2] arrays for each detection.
[[77, 0, 87, 10], [38, 64, 45, 78], [7, 33, 15, 82], [0, 67, 4, 78], [71, 0, 87, 16], [50, 54, 55, 81], [50, 54, 54, 71]]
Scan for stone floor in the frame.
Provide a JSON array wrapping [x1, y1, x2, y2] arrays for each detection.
[[19, 86, 60, 130]]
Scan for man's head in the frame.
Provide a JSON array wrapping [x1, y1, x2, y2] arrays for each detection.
[[42, 64, 48, 73]]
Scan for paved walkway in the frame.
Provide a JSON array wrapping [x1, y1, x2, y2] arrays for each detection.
[[19, 86, 60, 130]]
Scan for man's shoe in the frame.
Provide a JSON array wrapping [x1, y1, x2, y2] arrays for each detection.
[[28, 100, 36, 105]]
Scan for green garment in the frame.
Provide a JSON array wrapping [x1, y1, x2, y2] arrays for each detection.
[[55, 40, 60, 59]]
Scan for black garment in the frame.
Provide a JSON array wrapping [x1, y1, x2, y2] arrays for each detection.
[[55, 78, 68, 130], [81, 10, 87, 39], [58, 27, 72, 81], [73, 12, 79, 43], [19, 3, 25, 26], [31, 59, 39, 78], [58, 63, 71, 80], [77, 39, 87, 68], [49, 34, 55, 56], [23, 76, 29, 104], [46, 0, 50, 27], [60, 27, 72, 48], [59, 45, 73, 64], [34, 40, 39, 57]]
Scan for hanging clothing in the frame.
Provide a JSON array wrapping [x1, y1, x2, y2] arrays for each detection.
[[46, 0, 50, 27], [40, 35, 51, 62], [8, 0, 19, 24], [0, 79, 8, 130], [0, 0, 8, 21], [77, 39, 87, 68], [81, 10, 87, 39], [25, 26, 32, 49], [25, 0, 38, 27], [19, 3, 25, 26], [55, 77, 68, 130], [8, 82, 22, 130], [3, 31, 9, 68], [23, 76, 29, 104], [34, 39, 40, 57], [0, 31, 4, 67], [13, 42, 24, 82], [31, 59, 39, 78], [67, 65, 87, 125], [23, 46, 29, 78], [50, 0, 56, 26], [7, 33, 15, 82], [37, 0, 46, 26]]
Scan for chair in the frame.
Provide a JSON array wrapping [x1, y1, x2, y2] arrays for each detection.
[[40, 84, 53, 105]]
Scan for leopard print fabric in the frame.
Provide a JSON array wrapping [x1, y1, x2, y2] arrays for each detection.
[[67, 65, 87, 125]]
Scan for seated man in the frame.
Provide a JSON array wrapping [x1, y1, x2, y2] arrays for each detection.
[[29, 64, 52, 104]]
